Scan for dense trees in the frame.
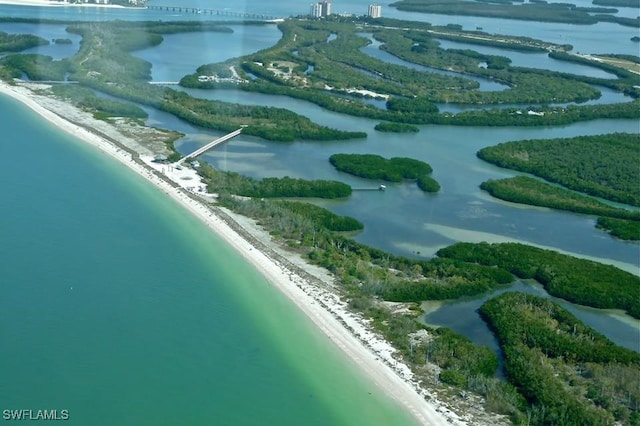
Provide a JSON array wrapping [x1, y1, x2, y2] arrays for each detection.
[[480, 176, 640, 240], [596, 216, 640, 240], [416, 175, 440, 192], [0, 53, 70, 81], [478, 133, 640, 206], [480, 293, 640, 425], [198, 164, 351, 199], [439, 242, 640, 318], [380, 259, 514, 301], [178, 17, 640, 126], [329, 153, 440, 192], [0, 20, 365, 143], [330, 154, 432, 181], [199, 160, 640, 423], [374, 121, 420, 133], [50, 84, 148, 119], [480, 176, 640, 220], [375, 28, 603, 105], [0, 31, 48, 52], [272, 201, 363, 232], [391, 0, 639, 27]]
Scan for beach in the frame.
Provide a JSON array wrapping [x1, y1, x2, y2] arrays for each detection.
[[0, 79, 473, 425]]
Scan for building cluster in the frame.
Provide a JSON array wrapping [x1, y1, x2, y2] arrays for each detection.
[[309, 2, 382, 18], [310, 1, 332, 18]]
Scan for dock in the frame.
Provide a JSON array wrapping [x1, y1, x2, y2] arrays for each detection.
[[353, 185, 386, 191]]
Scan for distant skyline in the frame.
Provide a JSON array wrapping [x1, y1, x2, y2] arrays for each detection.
[[309, 1, 382, 17]]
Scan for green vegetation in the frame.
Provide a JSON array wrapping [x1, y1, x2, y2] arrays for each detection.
[[416, 175, 440, 193], [0, 54, 70, 81], [426, 101, 640, 126], [200, 166, 512, 305], [596, 216, 640, 240], [2, 16, 637, 424], [179, 18, 640, 126], [329, 153, 440, 192], [223, 197, 363, 236], [379, 258, 514, 301], [231, 176, 352, 199], [546, 51, 640, 97], [330, 154, 431, 181], [480, 293, 640, 425], [480, 176, 640, 240], [200, 166, 544, 420], [0, 20, 364, 143], [345, 303, 521, 417], [373, 28, 601, 105], [197, 165, 351, 199], [483, 176, 615, 212], [477, 133, 640, 240], [478, 133, 640, 206], [272, 200, 363, 232], [593, 0, 639, 7], [374, 121, 419, 133], [438, 242, 640, 318], [49, 84, 148, 119], [198, 161, 640, 421], [0, 31, 48, 52], [390, 0, 639, 27]]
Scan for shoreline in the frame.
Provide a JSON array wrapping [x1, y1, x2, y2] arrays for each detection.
[[0, 80, 465, 426], [0, 0, 128, 7]]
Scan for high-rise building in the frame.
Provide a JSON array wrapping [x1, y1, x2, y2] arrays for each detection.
[[310, 1, 332, 18], [321, 1, 332, 17], [368, 4, 382, 18], [310, 2, 322, 17]]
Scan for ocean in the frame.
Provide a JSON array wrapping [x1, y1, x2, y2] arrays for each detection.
[[0, 93, 416, 425]]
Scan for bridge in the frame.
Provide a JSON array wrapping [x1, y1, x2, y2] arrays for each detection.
[[177, 128, 243, 165], [147, 6, 283, 21], [148, 81, 180, 85]]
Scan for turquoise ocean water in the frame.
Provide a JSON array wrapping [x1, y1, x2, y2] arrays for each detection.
[[0, 94, 417, 425]]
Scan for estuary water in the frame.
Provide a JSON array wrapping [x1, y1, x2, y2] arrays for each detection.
[[0, 94, 416, 425], [0, 2, 638, 421]]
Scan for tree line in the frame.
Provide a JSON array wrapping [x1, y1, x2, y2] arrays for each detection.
[[329, 153, 440, 192], [480, 292, 640, 425], [438, 242, 640, 318], [478, 132, 640, 206], [480, 176, 640, 240]]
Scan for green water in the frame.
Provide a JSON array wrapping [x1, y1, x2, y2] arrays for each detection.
[[0, 94, 416, 425]]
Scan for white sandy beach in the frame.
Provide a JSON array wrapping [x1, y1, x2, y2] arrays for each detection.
[[0, 80, 474, 425]]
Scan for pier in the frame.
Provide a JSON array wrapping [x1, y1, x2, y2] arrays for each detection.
[[177, 128, 243, 165], [353, 185, 387, 191]]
